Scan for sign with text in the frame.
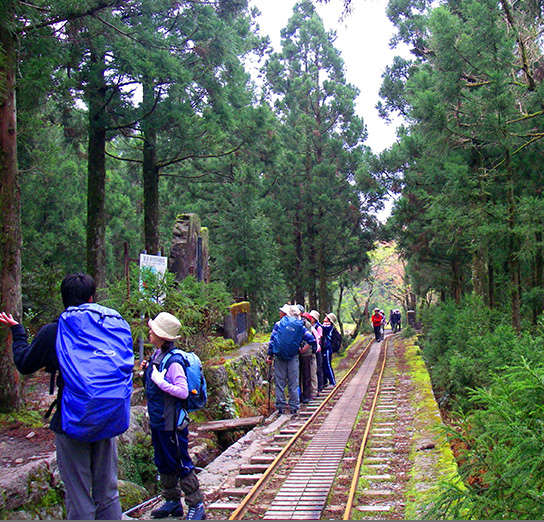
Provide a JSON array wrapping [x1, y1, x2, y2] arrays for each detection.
[[139, 253, 168, 302]]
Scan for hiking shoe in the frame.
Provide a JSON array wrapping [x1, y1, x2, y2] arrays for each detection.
[[277, 408, 284, 415], [187, 502, 206, 520], [151, 500, 184, 518]]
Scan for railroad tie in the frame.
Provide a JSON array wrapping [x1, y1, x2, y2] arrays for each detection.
[[263, 342, 382, 520]]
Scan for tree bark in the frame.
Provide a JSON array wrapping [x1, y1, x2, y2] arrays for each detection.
[[142, 79, 160, 255], [505, 152, 521, 332], [0, 16, 22, 411], [534, 229, 543, 323], [86, 44, 107, 291]]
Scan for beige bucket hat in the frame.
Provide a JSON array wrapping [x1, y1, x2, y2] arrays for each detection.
[[148, 312, 181, 341]]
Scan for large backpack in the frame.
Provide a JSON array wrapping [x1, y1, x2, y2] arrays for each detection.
[[56, 303, 134, 443], [159, 349, 207, 412], [272, 316, 304, 361], [330, 328, 342, 353]]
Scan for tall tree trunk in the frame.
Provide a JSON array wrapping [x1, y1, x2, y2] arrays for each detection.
[[505, 152, 521, 331], [534, 229, 543, 323], [142, 79, 160, 255], [0, 16, 22, 411], [488, 263, 495, 309], [318, 244, 329, 314], [294, 208, 305, 305], [86, 45, 107, 291], [451, 258, 463, 304]]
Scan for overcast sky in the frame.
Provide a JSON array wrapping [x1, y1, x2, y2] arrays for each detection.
[[248, 0, 409, 154]]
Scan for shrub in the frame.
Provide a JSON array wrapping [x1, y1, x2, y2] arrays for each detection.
[[427, 360, 544, 520], [103, 266, 233, 352]]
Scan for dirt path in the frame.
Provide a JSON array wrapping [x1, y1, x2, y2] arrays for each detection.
[[0, 371, 56, 469]]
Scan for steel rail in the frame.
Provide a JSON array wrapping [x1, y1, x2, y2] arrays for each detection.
[[343, 334, 392, 520], [228, 336, 374, 520]]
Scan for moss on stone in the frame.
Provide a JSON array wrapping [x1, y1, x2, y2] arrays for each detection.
[[402, 337, 462, 520], [118, 479, 149, 513]]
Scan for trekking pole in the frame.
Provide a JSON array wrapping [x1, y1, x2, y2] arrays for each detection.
[[267, 361, 272, 415]]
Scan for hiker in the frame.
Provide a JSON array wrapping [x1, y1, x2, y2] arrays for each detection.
[[371, 308, 383, 342], [308, 310, 324, 394], [267, 305, 316, 416], [0, 273, 130, 520], [321, 313, 338, 388], [141, 312, 206, 520], [389, 309, 401, 333], [300, 310, 318, 404]]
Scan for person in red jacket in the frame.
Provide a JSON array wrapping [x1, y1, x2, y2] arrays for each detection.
[[371, 308, 383, 342]]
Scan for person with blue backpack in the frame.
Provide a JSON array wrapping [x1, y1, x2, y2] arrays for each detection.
[[142, 311, 206, 520], [0, 273, 133, 520], [267, 305, 316, 416]]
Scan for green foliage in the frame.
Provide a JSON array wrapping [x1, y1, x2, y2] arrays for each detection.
[[262, 0, 378, 311], [102, 266, 233, 351], [118, 431, 158, 493], [0, 408, 43, 429], [427, 360, 544, 520], [381, 0, 544, 328], [419, 295, 543, 411]]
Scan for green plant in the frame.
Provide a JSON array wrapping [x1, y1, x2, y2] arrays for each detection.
[[118, 432, 158, 493], [427, 360, 544, 520], [102, 266, 233, 349]]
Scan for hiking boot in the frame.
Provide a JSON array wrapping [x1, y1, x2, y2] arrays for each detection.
[[187, 502, 206, 520], [277, 408, 284, 415], [151, 500, 184, 519]]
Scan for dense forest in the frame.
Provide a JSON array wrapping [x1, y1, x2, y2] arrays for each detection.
[[0, 0, 384, 409], [4, 0, 544, 517]]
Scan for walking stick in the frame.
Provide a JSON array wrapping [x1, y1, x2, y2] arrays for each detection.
[[267, 361, 272, 415]]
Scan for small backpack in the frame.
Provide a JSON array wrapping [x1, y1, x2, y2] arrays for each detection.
[[56, 303, 134, 443], [272, 316, 304, 361], [159, 349, 207, 412], [330, 327, 342, 353]]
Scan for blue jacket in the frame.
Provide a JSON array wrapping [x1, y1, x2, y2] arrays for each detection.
[[322, 323, 333, 352]]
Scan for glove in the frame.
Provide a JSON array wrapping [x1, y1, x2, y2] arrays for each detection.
[[151, 365, 167, 387]]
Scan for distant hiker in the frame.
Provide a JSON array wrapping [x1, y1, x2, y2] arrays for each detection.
[[380, 309, 386, 340], [300, 311, 318, 403], [321, 313, 338, 388], [141, 312, 206, 520], [371, 308, 383, 342], [308, 310, 324, 393], [389, 309, 402, 333], [267, 305, 316, 416], [0, 273, 133, 520]]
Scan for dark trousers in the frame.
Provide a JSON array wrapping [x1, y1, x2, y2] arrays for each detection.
[[299, 353, 313, 401], [373, 325, 381, 341], [151, 427, 203, 507], [316, 350, 324, 391], [322, 347, 335, 387]]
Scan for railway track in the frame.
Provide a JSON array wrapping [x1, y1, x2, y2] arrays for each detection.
[[125, 331, 451, 520]]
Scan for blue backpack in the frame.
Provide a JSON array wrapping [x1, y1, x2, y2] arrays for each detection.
[[159, 349, 207, 412], [272, 315, 304, 361], [56, 303, 134, 443]]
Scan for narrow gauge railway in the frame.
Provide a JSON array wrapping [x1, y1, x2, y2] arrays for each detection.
[[125, 332, 431, 520], [223, 335, 391, 520]]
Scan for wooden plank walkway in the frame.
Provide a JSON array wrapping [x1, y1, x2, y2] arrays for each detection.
[[263, 342, 382, 520]]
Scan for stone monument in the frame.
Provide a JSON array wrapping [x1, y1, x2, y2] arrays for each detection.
[[169, 213, 209, 283]]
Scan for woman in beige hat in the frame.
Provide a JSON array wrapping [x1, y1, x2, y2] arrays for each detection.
[[143, 312, 206, 520], [321, 313, 337, 387]]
